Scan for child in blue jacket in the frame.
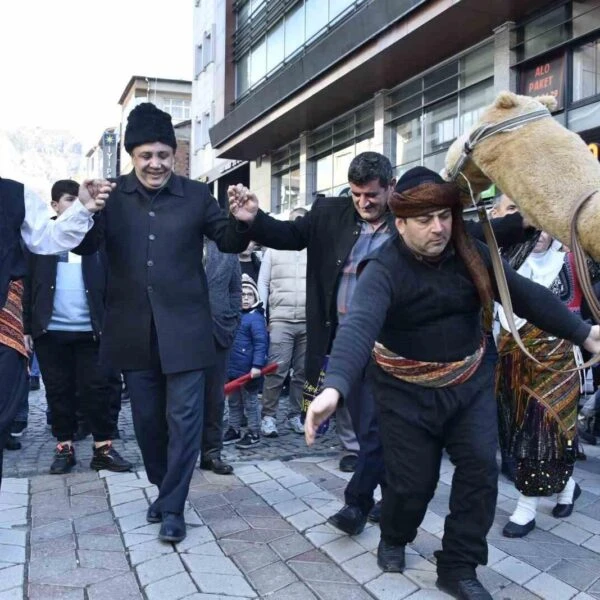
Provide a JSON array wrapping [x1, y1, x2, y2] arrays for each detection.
[[225, 275, 268, 448]]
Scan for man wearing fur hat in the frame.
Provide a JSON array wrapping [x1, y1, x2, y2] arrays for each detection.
[[0, 176, 111, 490], [77, 102, 250, 543], [298, 167, 600, 600]]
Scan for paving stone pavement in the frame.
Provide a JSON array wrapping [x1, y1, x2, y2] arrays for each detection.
[[4, 388, 600, 598]]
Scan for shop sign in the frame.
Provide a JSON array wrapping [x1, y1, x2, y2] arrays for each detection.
[[590, 143, 599, 159], [519, 54, 565, 110], [101, 130, 118, 179]]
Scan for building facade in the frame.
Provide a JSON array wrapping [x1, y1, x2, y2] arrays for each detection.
[[207, 0, 600, 216]]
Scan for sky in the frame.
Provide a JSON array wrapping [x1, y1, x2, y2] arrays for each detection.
[[0, 0, 193, 149]]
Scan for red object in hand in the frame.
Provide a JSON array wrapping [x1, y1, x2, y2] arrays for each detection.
[[224, 363, 278, 395]]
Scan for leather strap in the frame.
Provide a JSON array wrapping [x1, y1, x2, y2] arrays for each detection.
[[478, 204, 600, 373]]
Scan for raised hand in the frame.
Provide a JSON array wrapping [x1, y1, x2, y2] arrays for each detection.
[[583, 324, 600, 355], [78, 179, 116, 213], [304, 388, 340, 446], [228, 184, 259, 223], [250, 368, 262, 379]]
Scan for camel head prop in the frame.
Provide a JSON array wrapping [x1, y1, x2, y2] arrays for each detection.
[[444, 90, 600, 261]]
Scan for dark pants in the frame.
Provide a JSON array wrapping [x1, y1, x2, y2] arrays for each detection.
[[35, 331, 115, 442], [372, 358, 498, 581], [202, 344, 229, 459], [344, 377, 386, 514], [124, 368, 205, 514], [0, 344, 27, 489]]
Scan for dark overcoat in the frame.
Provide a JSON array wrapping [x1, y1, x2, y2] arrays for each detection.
[[78, 172, 250, 374]]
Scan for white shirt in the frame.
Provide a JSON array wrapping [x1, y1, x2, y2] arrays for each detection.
[[20, 187, 95, 254]]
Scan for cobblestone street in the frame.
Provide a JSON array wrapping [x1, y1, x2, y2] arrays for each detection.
[[4, 388, 600, 599]]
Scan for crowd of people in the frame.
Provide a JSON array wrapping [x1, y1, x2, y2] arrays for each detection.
[[2, 101, 600, 599]]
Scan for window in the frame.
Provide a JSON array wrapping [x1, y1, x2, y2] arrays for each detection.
[[162, 98, 190, 122], [309, 103, 374, 196], [520, 5, 569, 60], [285, 2, 305, 59], [201, 111, 212, 148], [272, 142, 301, 213], [267, 21, 285, 73], [573, 38, 600, 102], [202, 27, 215, 69], [250, 38, 267, 86], [305, 0, 328, 41], [572, 0, 600, 38], [234, 0, 366, 99], [195, 45, 203, 78], [386, 42, 494, 173]]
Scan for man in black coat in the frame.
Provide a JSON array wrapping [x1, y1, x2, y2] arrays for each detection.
[[79, 103, 250, 543], [199, 238, 241, 475], [228, 153, 537, 545]]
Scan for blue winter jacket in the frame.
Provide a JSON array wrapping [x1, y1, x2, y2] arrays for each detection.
[[228, 304, 269, 381]]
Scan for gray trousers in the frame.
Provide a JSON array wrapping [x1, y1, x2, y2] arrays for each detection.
[[261, 321, 306, 418]]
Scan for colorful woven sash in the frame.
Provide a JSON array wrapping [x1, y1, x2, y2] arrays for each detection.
[[0, 280, 27, 358], [372, 338, 485, 388]]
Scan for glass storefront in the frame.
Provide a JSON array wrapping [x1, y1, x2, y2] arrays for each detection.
[[271, 141, 301, 213], [309, 103, 374, 197], [386, 41, 495, 176]]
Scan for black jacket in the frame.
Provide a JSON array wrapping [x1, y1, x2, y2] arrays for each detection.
[[76, 172, 250, 373], [247, 199, 532, 388], [23, 248, 108, 340]]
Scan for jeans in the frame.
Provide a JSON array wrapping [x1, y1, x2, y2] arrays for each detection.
[[34, 331, 116, 442], [30, 352, 41, 377], [261, 322, 306, 419], [228, 386, 260, 433]]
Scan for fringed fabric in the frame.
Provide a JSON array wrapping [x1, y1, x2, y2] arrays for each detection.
[[372, 338, 485, 388], [496, 322, 578, 462]]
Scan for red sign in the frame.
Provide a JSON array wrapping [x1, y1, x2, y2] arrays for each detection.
[[519, 54, 565, 110]]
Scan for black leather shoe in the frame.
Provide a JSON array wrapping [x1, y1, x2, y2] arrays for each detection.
[[200, 456, 234, 475], [159, 512, 186, 543], [502, 519, 535, 538], [5, 435, 21, 451], [553, 483, 582, 518], [339, 454, 358, 472], [147, 502, 162, 523], [377, 539, 405, 572], [436, 576, 492, 599], [368, 500, 382, 523], [328, 504, 367, 535]]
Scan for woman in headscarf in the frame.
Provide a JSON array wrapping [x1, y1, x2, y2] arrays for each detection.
[[498, 231, 584, 538]]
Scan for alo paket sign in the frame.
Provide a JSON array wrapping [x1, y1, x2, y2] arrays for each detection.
[[519, 54, 565, 110]]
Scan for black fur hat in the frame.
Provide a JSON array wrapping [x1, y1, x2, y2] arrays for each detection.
[[395, 166, 444, 194], [124, 102, 177, 155]]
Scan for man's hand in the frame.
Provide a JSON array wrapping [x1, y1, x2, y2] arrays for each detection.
[[24, 335, 34, 354], [228, 184, 258, 223], [583, 325, 600, 355], [78, 179, 116, 213], [305, 388, 340, 446], [250, 367, 262, 379]]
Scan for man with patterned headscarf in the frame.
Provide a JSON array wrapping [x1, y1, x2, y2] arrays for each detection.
[[302, 167, 600, 600]]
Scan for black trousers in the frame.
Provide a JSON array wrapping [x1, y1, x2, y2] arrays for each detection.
[[202, 344, 229, 459], [0, 344, 27, 489], [371, 358, 498, 581], [124, 367, 205, 514], [34, 331, 116, 442], [344, 377, 386, 513]]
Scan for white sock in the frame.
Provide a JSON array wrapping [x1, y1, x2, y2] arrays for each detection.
[[557, 477, 576, 505], [509, 495, 539, 525]]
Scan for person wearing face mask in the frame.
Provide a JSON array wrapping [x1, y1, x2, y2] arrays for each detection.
[[496, 232, 589, 539], [76, 102, 251, 544]]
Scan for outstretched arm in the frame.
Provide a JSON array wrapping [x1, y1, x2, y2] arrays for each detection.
[[305, 260, 394, 443]]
